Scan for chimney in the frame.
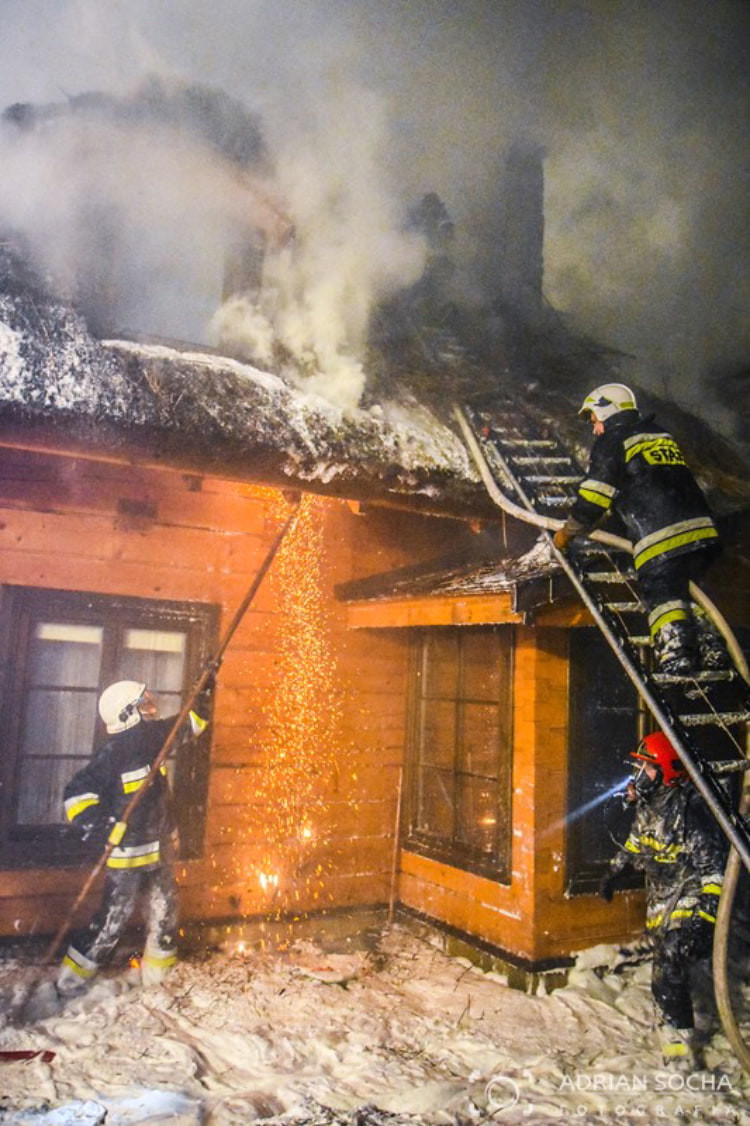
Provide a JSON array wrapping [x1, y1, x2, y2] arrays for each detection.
[[498, 139, 545, 322], [222, 230, 266, 303]]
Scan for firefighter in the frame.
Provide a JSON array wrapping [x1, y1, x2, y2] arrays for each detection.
[[56, 679, 210, 997], [599, 731, 728, 1067], [553, 383, 725, 675]]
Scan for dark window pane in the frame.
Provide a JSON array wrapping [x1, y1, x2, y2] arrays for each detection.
[[460, 702, 500, 777], [566, 628, 639, 892], [462, 632, 503, 700], [417, 768, 455, 836], [422, 635, 458, 698], [419, 700, 456, 769], [407, 627, 513, 881], [28, 624, 103, 687], [122, 628, 186, 695], [0, 588, 217, 868], [456, 775, 499, 854]]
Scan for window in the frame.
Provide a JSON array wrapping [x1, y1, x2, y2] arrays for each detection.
[[566, 628, 641, 893], [0, 587, 219, 868], [405, 627, 513, 881]]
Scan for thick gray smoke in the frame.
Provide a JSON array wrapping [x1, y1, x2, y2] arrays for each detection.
[[0, 0, 747, 427]]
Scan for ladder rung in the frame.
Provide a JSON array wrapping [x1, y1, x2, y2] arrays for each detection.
[[653, 670, 736, 686], [512, 456, 575, 466], [588, 572, 635, 583], [525, 475, 581, 485], [493, 438, 557, 448], [679, 711, 750, 728]]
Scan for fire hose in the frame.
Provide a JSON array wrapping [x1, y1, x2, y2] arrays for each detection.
[[454, 405, 750, 1073], [11, 498, 300, 1023]]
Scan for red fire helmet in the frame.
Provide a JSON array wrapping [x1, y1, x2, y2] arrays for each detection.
[[631, 731, 687, 788]]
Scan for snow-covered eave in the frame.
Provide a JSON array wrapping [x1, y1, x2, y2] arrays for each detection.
[[0, 401, 498, 521]]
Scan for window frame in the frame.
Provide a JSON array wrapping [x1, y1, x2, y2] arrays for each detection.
[[0, 585, 219, 869], [404, 625, 514, 882]]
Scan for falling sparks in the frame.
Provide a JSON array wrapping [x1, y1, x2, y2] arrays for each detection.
[[246, 492, 342, 926]]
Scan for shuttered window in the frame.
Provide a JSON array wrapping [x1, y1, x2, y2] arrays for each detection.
[[405, 627, 513, 881], [0, 587, 218, 868]]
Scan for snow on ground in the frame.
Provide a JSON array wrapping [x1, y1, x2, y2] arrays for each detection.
[[0, 924, 748, 1125]]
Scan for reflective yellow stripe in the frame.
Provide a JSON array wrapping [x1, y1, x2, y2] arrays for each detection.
[[649, 607, 690, 637], [143, 951, 177, 969], [107, 849, 160, 869], [697, 909, 717, 923], [578, 478, 615, 509], [625, 435, 686, 467], [189, 709, 208, 735], [62, 953, 96, 980], [662, 1040, 690, 1059], [702, 883, 723, 895], [634, 524, 718, 569], [65, 795, 99, 822], [579, 489, 612, 509], [636, 835, 683, 860], [108, 821, 127, 845]]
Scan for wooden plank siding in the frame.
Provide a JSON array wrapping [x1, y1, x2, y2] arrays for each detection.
[[0, 448, 426, 936], [0, 445, 647, 966]]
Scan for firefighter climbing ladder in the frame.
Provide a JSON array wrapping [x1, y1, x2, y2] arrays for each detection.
[[453, 393, 750, 870], [451, 387, 750, 1072]]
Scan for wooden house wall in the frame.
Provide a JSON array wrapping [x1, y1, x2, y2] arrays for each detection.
[[0, 447, 453, 938], [397, 623, 645, 965]]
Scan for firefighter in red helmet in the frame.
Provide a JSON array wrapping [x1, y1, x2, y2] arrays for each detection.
[[599, 730, 728, 1068]]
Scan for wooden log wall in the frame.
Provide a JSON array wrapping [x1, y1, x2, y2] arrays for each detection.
[[0, 446, 453, 939]]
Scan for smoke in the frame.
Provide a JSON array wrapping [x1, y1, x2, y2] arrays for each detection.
[[0, 0, 747, 424], [211, 79, 425, 408]]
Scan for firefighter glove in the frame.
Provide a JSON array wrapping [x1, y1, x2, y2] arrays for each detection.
[[553, 525, 576, 552]]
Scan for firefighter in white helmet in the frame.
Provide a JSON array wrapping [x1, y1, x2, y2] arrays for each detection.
[[56, 678, 212, 997], [553, 383, 725, 676]]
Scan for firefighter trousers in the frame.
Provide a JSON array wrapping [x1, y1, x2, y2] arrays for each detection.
[[58, 863, 178, 992]]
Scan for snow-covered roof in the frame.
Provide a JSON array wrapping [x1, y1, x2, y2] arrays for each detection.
[[336, 534, 571, 615], [1, 242, 748, 524], [0, 244, 493, 518]]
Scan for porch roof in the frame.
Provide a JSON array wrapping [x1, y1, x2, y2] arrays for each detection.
[[335, 540, 573, 628]]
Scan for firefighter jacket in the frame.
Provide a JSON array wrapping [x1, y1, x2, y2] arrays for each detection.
[[608, 783, 727, 938], [568, 410, 720, 573], [63, 713, 202, 871]]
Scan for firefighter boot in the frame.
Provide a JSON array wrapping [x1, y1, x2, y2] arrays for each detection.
[[653, 619, 696, 677], [56, 945, 98, 997], [658, 1024, 699, 1070], [140, 938, 178, 987], [693, 607, 732, 672]]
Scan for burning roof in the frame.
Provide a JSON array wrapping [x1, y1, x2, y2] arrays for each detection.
[[0, 241, 495, 517]]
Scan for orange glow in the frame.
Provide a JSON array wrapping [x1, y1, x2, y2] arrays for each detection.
[[242, 492, 342, 920]]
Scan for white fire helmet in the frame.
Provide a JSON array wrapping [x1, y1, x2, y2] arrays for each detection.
[[98, 680, 147, 734], [578, 383, 638, 423]]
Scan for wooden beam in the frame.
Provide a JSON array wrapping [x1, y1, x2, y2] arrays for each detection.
[[344, 593, 525, 628]]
